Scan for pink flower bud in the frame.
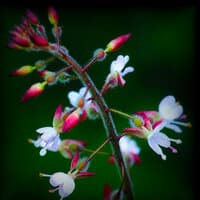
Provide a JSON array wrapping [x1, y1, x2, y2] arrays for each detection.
[[62, 111, 80, 132], [21, 82, 47, 102], [10, 65, 36, 76], [12, 36, 31, 47], [105, 33, 131, 52], [48, 7, 59, 26], [30, 34, 49, 47], [26, 10, 39, 25]]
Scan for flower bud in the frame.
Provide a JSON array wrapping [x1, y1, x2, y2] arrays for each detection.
[[93, 48, 106, 61], [11, 65, 36, 76], [21, 81, 47, 102], [30, 34, 49, 47], [105, 33, 131, 52], [48, 7, 59, 26], [26, 10, 39, 25], [62, 110, 80, 132], [12, 36, 31, 47]]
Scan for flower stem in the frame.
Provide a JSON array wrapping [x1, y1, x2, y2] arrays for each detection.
[[110, 108, 134, 120], [87, 137, 112, 162], [52, 48, 135, 200]]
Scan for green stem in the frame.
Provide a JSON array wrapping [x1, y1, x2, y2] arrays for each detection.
[[83, 148, 110, 156], [52, 48, 134, 200], [87, 137, 112, 162], [110, 108, 134, 120]]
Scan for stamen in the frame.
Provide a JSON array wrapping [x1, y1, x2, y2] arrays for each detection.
[[172, 121, 192, 127], [39, 173, 51, 177], [28, 138, 33, 143], [49, 187, 59, 193], [170, 139, 182, 144], [161, 154, 166, 160], [169, 146, 177, 153]]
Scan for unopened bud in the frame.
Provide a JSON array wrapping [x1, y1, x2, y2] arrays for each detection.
[[105, 33, 131, 52], [21, 81, 47, 102], [11, 65, 36, 76], [48, 7, 59, 26], [26, 10, 39, 25], [30, 34, 49, 47]]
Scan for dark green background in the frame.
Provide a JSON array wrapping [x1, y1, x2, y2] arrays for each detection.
[[2, 3, 196, 200]]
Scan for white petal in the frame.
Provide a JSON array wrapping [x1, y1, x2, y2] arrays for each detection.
[[47, 136, 61, 151], [148, 136, 166, 160], [36, 127, 56, 134], [110, 55, 129, 73], [68, 91, 80, 107], [79, 87, 87, 96], [59, 175, 75, 198], [165, 123, 182, 133], [121, 66, 134, 77], [150, 132, 170, 148], [50, 172, 68, 186], [159, 96, 183, 120]]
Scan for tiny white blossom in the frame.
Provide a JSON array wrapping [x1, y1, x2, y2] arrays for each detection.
[[119, 136, 141, 166], [41, 172, 75, 200], [106, 55, 134, 88], [32, 127, 61, 156], [67, 87, 99, 119]]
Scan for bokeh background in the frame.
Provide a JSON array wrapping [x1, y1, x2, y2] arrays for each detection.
[[1, 1, 196, 200]]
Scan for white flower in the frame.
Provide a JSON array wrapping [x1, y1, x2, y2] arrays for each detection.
[[32, 127, 61, 156], [119, 136, 140, 166], [67, 87, 99, 119], [147, 131, 182, 160], [158, 95, 190, 133], [41, 172, 75, 200], [68, 87, 91, 108], [106, 55, 134, 88]]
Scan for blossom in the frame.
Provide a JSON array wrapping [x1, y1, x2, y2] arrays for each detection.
[[158, 95, 191, 133], [105, 55, 134, 88], [31, 127, 61, 156], [67, 87, 99, 120], [119, 136, 141, 166], [40, 172, 75, 200], [40, 152, 95, 199], [123, 112, 183, 160]]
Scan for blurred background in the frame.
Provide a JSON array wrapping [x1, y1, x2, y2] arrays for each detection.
[[1, 1, 196, 200]]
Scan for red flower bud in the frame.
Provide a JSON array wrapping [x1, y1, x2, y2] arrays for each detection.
[[30, 34, 49, 47], [105, 33, 131, 52], [12, 36, 31, 47], [26, 10, 39, 25], [11, 65, 36, 77], [48, 7, 59, 26], [62, 111, 80, 132], [21, 82, 47, 102]]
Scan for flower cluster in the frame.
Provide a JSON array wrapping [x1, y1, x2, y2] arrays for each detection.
[[8, 7, 191, 200]]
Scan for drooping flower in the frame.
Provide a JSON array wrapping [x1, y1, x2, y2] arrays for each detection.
[[105, 55, 134, 89], [40, 152, 95, 199], [119, 136, 141, 166], [123, 111, 183, 160], [30, 127, 62, 156], [40, 172, 75, 200], [29, 105, 63, 156]]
